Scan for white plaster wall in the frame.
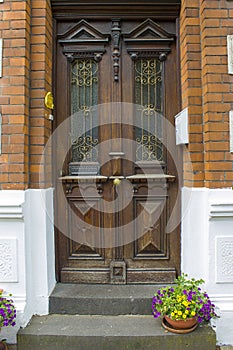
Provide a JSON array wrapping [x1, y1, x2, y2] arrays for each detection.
[[182, 187, 233, 346], [0, 189, 56, 343]]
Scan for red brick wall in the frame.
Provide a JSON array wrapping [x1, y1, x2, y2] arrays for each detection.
[[180, 0, 233, 188], [30, 0, 53, 188], [0, 0, 52, 190], [180, 0, 204, 187], [0, 0, 30, 189]]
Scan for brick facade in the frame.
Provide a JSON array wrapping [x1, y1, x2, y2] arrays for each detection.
[[0, 0, 52, 190], [180, 0, 233, 188], [0, 0, 233, 189]]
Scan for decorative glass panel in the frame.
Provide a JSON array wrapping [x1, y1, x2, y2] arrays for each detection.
[[134, 58, 164, 162], [71, 59, 98, 162]]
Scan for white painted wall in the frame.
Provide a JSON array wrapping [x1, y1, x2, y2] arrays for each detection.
[[182, 187, 233, 346], [0, 189, 55, 343]]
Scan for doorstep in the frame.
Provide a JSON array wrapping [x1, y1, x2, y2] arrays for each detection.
[[17, 314, 216, 350]]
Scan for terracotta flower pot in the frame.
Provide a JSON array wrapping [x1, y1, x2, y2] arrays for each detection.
[[0, 341, 8, 350], [164, 315, 198, 330]]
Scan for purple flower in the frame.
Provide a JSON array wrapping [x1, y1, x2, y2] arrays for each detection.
[[0, 293, 16, 328]]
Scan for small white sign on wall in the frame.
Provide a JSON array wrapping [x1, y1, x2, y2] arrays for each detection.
[[0, 114, 2, 155], [174, 107, 189, 145], [227, 35, 233, 74], [0, 39, 2, 77], [230, 111, 233, 153]]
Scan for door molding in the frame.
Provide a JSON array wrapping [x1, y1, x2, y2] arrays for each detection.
[[51, 0, 181, 19]]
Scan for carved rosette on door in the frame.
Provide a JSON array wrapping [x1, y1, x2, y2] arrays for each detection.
[[55, 17, 180, 284]]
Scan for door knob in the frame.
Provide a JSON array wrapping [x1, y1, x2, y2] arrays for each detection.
[[113, 178, 121, 186]]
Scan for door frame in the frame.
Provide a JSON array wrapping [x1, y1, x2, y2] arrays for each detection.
[[51, 0, 182, 283]]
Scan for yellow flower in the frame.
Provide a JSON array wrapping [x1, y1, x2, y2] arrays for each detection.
[[185, 310, 189, 315], [182, 301, 188, 307], [178, 311, 182, 316], [174, 310, 177, 314], [191, 311, 196, 316], [182, 314, 187, 319], [171, 312, 175, 317]]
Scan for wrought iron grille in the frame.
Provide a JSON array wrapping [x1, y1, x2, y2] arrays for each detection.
[[134, 58, 164, 162], [71, 59, 98, 162]]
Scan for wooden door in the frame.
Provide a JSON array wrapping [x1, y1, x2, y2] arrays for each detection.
[[54, 16, 181, 284]]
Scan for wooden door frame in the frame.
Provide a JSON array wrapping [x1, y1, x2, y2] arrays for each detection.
[[51, 0, 181, 19]]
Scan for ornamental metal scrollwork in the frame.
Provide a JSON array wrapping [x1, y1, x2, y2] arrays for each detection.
[[136, 134, 163, 162], [72, 135, 98, 162], [71, 60, 98, 87], [71, 58, 99, 164], [135, 59, 162, 86], [134, 56, 164, 162]]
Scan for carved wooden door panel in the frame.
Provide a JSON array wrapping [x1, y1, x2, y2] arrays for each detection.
[[55, 17, 181, 284]]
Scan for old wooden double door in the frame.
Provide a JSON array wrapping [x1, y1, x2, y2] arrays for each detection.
[[55, 14, 181, 284]]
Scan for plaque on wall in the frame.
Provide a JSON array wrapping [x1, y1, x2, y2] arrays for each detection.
[[69, 162, 100, 175]]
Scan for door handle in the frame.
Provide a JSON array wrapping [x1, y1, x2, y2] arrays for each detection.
[[113, 178, 122, 186], [109, 175, 125, 186]]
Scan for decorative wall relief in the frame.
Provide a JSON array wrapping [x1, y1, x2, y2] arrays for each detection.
[[216, 236, 233, 283], [0, 238, 18, 282]]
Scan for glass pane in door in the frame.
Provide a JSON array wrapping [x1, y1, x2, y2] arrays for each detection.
[[71, 59, 98, 163], [134, 57, 164, 163]]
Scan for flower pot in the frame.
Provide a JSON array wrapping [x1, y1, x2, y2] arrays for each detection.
[[0, 341, 8, 350], [164, 315, 198, 330]]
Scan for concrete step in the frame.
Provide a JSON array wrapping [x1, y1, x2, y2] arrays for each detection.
[[49, 283, 160, 315], [17, 314, 216, 350]]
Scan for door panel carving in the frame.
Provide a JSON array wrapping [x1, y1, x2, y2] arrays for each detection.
[[134, 198, 168, 258]]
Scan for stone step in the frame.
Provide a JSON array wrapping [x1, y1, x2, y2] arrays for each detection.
[[49, 283, 160, 315], [17, 314, 216, 350]]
